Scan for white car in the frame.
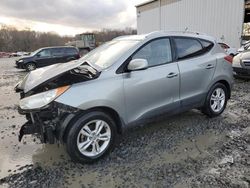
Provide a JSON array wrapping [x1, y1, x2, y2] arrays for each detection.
[[238, 41, 250, 53], [218, 42, 238, 56]]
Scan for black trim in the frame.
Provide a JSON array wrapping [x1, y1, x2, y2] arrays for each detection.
[[233, 67, 250, 79], [116, 37, 176, 74]]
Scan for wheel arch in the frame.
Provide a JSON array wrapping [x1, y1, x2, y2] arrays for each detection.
[[61, 106, 124, 143], [210, 79, 231, 99], [25, 61, 36, 68]]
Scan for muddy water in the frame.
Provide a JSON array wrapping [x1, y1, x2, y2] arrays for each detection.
[[0, 58, 249, 187]]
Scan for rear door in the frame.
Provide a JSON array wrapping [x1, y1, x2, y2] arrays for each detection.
[[123, 38, 180, 124], [51, 48, 65, 63], [174, 37, 216, 107]]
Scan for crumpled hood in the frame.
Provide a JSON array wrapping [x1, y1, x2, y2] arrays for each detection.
[[17, 60, 99, 93]]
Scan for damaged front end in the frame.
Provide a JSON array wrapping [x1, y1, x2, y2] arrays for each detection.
[[15, 62, 101, 144], [18, 102, 80, 144]]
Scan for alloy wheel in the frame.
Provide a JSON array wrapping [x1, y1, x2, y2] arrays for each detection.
[[210, 88, 225, 113], [27, 64, 35, 71], [77, 120, 111, 157]]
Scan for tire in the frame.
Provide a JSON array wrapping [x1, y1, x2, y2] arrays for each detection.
[[66, 111, 117, 164], [202, 83, 229, 118], [25, 63, 36, 71]]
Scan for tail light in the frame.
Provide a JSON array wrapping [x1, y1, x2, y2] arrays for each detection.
[[224, 55, 233, 64]]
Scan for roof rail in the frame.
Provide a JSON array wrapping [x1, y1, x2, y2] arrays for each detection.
[[145, 30, 209, 38], [164, 30, 208, 36]]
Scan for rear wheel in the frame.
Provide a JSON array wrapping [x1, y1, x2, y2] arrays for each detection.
[[25, 63, 36, 71], [202, 83, 228, 117], [66, 111, 117, 163]]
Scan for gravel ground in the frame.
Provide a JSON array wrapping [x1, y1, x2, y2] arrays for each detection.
[[0, 57, 249, 188]]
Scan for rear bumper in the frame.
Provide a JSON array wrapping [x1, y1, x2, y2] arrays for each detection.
[[233, 67, 250, 79]]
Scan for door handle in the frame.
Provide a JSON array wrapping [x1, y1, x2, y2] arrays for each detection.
[[206, 64, 214, 69], [167, 72, 178, 78]]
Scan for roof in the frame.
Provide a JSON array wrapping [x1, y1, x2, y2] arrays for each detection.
[[113, 31, 216, 42], [41, 46, 77, 50], [135, 0, 158, 7]]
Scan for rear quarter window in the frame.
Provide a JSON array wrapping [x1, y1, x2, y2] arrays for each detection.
[[200, 39, 214, 52]]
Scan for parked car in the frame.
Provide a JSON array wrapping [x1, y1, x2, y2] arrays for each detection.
[[15, 46, 80, 71], [233, 51, 250, 79], [15, 31, 233, 163], [0, 52, 10, 58], [238, 41, 250, 53], [16, 51, 30, 56], [218, 42, 238, 56]]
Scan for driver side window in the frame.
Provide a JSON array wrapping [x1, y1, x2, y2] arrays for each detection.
[[132, 38, 172, 67], [37, 49, 51, 57]]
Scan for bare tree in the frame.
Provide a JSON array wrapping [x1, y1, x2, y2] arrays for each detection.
[[0, 25, 137, 52]]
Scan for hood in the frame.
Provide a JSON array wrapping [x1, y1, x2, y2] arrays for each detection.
[[233, 51, 250, 68], [238, 50, 250, 60], [18, 55, 33, 61], [17, 60, 100, 93]]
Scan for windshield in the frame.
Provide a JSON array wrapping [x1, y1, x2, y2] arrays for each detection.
[[30, 49, 41, 56], [82, 40, 140, 69]]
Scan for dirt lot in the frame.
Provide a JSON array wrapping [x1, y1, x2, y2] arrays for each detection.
[[0, 57, 249, 188]]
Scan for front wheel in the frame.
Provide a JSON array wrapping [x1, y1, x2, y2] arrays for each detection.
[[202, 83, 229, 117], [25, 63, 36, 71], [66, 111, 117, 163]]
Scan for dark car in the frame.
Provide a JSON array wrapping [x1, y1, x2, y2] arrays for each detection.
[[16, 46, 80, 71]]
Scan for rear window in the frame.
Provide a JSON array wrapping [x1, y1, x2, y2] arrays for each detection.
[[65, 48, 78, 55], [51, 48, 64, 57], [174, 37, 203, 60]]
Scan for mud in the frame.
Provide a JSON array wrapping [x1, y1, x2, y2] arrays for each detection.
[[0, 57, 249, 188]]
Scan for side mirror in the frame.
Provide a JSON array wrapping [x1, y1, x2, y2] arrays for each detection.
[[36, 54, 41, 58], [127, 59, 148, 71]]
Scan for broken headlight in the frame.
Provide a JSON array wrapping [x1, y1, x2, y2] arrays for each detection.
[[19, 86, 70, 110]]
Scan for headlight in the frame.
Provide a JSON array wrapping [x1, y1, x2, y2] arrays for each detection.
[[18, 59, 24, 63], [19, 86, 70, 110]]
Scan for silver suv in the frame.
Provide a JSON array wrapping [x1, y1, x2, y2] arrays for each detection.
[[16, 31, 233, 163]]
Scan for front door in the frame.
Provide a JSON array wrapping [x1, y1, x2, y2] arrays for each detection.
[[123, 38, 180, 124], [35, 49, 53, 67]]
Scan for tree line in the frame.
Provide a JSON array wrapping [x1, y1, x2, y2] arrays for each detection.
[[0, 25, 137, 52]]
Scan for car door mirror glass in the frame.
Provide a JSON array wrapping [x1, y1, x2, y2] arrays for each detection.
[[127, 59, 148, 71]]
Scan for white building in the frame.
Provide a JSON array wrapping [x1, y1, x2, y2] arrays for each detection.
[[136, 0, 250, 48]]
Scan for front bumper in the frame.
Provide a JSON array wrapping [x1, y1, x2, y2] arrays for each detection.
[[18, 102, 79, 144], [233, 67, 250, 79], [15, 61, 24, 69]]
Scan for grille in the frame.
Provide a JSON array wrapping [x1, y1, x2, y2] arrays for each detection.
[[243, 60, 250, 67]]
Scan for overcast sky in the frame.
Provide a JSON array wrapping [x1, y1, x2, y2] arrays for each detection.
[[0, 0, 145, 36]]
